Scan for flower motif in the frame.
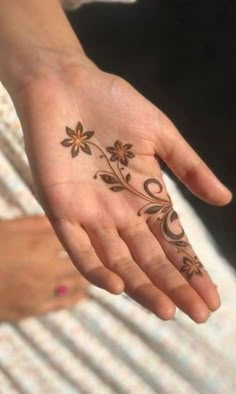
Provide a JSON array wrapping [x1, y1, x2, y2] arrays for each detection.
[[106, 140, 135, 166], [180, 257, 203, 279], [61, 121, 94, 158]]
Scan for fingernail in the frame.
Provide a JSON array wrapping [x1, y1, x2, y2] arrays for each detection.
[[56, 285, 69, 296]]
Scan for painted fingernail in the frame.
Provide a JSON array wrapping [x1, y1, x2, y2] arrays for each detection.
[[56, 285, 69, 296]]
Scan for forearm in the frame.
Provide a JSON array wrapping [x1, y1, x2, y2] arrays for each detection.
[[0, 0, 89, 93]]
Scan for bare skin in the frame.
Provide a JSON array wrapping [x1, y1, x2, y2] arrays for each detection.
[[0, 215, 89, 322], [0, 1, 232, 323], [9, 61, 231, 324]]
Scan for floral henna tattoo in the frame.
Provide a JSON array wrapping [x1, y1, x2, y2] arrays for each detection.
[[61, 121, 204, 279], [61, 121, 94, 157]]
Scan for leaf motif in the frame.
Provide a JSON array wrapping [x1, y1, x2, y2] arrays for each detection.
[[169, 240, 189, 248], [126, 173, 131, 182], [83, 131, 94, 140], [80, 144, 92, 155], [170, 210, 178, 222], [144, 205, 162, 214], [100, 174, 119, 184], [110, 186, 125, 192], [161, 206, 171, 213]]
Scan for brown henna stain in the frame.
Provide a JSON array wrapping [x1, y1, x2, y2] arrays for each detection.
[[61, 121, 204, 279]]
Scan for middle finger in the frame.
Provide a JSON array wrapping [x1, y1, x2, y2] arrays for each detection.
[[118, 217, 210, 323], [84, 221, 176, 320]]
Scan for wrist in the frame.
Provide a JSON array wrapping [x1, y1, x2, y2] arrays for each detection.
[[0, 0, 90, 94]]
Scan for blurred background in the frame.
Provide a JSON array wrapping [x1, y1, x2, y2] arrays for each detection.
[[67, 0, 236, 267]]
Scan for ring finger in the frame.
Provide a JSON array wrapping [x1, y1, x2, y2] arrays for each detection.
[[146, 207, 221, 312], [118, 217, 210, 323], [84, 221, 176, 320]]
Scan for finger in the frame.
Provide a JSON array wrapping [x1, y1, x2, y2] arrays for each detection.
[[156, 113, 232, 206], [118, 218, 210, 323], [84, 221, 176, 320], [51, 218, 124, 294], [146, 208, 221, 314]]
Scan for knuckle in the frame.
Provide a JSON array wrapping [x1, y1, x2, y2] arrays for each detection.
[[168, 282, 189, 297], [109, 257, 134, 273], [181, 161, 201, 183], [120, 221, 147, 238], [141, 254, 167, 273]]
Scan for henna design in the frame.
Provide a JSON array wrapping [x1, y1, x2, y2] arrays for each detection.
[[61, 121, 94, 157], [61, 121, 203, 279]]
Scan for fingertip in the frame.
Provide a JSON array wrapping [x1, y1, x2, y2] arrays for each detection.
[[196, 181, 233, 206], [208, 291, 221, 312], [108, 275, 125, 294], [99, 271, 124, 295], [190, 304, 210, 324], [214, 186, 233, 206], [154, 301, 176, 321]]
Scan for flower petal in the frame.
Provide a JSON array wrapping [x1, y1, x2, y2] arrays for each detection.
[[106, 147, 116, 154], [186, 271, 194, 280], [120, 156, 128, 166], [71, 144, 80, 158], [61, 138, 74, 147], [126, 151, 135, 158], [110, 154, 119, 162], [82, 131, 94, 140], [66, 127, 76, 138], [115, 140, 122, 149], [80, 143, 92, 155], [123, 143, 133, 150], [76, 121, 83, 136]]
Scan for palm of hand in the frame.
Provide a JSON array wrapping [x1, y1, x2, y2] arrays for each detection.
[[16, 67, 230, 323]]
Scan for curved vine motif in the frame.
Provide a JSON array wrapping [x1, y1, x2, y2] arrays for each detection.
[[61, 121, 204, 280]]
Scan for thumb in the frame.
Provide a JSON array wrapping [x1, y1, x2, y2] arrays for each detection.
[[156, 113, 232, 206]]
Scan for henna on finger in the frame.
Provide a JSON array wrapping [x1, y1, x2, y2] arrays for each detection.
[[61, 121, 204, 280]]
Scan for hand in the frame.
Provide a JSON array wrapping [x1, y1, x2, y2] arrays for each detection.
[[0, 215, 89, 321], [11, 60, 232, 323]]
